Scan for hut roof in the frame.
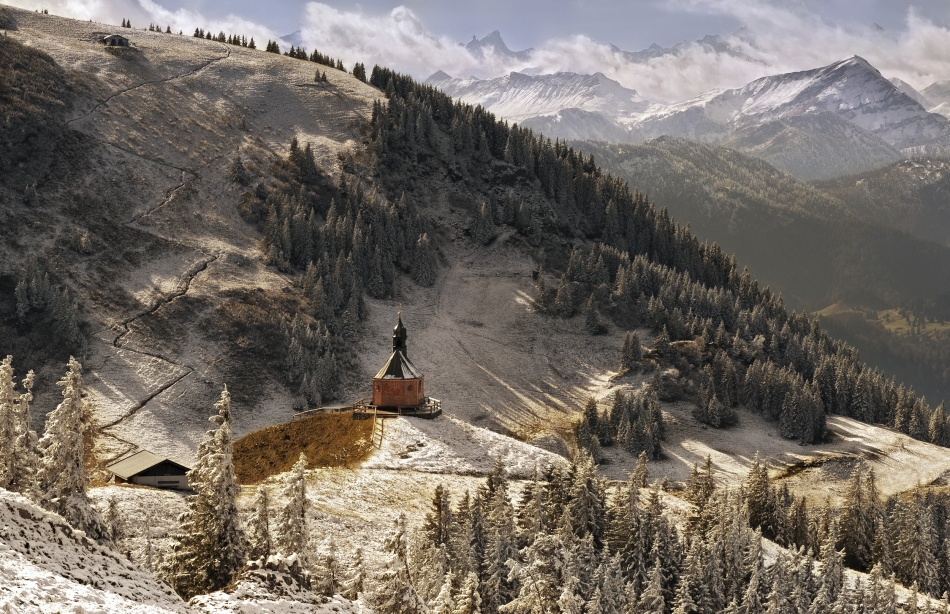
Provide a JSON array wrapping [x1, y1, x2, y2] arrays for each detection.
[[374, 350, 422, 380], [106, 450, 190, 480]]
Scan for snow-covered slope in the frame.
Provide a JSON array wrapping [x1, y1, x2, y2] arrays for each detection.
[[922, 80, 950, 108], [521, 107, 631, 143], [0, 488, 188, 613], [634, 56, 950, 151], [427, 70, 650, 125], [720, 112, 902, 180], [890, 77, 931, 108]]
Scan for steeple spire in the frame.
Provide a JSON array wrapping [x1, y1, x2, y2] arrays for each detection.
[[392, 309, 408, 357]]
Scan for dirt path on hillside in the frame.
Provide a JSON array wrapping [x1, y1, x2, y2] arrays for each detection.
[[66, 45, 231, 129], [63, 48, 234, 458]]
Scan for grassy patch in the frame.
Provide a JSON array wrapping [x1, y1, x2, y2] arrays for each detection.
[[877, 308, 950, 340], [233, 412, 374, 484]]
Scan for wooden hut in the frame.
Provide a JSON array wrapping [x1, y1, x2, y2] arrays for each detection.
[[102, 34, 129, 47], [106, 450, 190, 490]]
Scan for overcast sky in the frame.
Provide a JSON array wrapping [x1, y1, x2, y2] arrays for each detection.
[[9, 0, 950, 101]]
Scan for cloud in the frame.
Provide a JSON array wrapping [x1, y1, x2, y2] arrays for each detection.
[[293, 0, 950, 103], [297, 4, 503, 79], [136, 0, 285, 45], [665, 0, 950, 91]]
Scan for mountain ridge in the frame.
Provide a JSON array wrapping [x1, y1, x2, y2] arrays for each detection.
[[433, 54, 949, 179]]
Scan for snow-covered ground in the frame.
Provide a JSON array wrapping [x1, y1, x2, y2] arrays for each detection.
[[362, 414, 564, 477], [0, 488, 188, 613]]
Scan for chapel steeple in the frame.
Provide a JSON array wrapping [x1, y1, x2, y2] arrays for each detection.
[[393, 309, 408, 357]]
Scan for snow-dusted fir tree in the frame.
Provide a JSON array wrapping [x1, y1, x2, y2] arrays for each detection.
[[0, 355, 17, 487], [636, 555, 667, 614], [619, 331, 642, 372], [102, 496, 121, 541], [375, 512, 426, 614], [275, 452, 310, 564], [453, 571, 482, 614], [0, 356, 36, 493], [343, 546, 367, 600], [36, 357, 105, 538], [246, 484, 272, 561], [430, 572, 456, 614], [313, 536, 342, 596], [166, 386, 245, 598], [500, 533, 564, 613], [412, 232, 438, 287], [9, 367, 38, 498], [558, 573, 586, 614]]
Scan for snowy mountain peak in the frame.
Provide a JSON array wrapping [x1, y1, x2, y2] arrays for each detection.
[[464, 30, 532, 61], [427, 69, 452, 84], [834, 54, 878, 74]]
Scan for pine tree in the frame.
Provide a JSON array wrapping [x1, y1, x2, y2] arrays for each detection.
[[620, 331, 643, 372], [482, 484, 518, 611], [37, 357, 105, 538], [0, 356, 35, 493], [500, 533, 564, 614], [276, 453, 310, 562], [585, 294, 607, 335], [246, 485, 272, 561], [9, 367, 38, 498], [745, 454, 770, 531], [652, 325, 674, 363], [840, 465, 876, 570], [412, 232, 438, 286], [637, 554, 667, 614], [558, 573, 586, 614], [343, 546, 367, 600], [431, 572, 456, 614], [631, 451, 649, 488], [472, 203, 495, 244], [166, 386, 245, 598], [314, 536, 342, 596], [375, 513, 426, 614], [103, 496, 122, 544], [454, 571, 482, 614]]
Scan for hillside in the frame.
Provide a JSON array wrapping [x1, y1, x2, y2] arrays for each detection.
[[0, 7, 380, 464], [816, 158, 950, 248], [576, 138, 950, 311], [720, 112, 902, 180]]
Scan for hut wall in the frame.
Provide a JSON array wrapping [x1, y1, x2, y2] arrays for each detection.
[[372, 377, 424, 407], [132, 475, 189, 490]]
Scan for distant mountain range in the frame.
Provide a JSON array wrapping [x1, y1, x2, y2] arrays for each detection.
[[430, 33, 950, 180]]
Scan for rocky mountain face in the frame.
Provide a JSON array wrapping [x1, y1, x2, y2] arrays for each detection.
[[464, 30, 532, 63]]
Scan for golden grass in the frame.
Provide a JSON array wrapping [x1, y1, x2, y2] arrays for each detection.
[[877, 308, 950, 339], [233, 411, 374, 485]]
